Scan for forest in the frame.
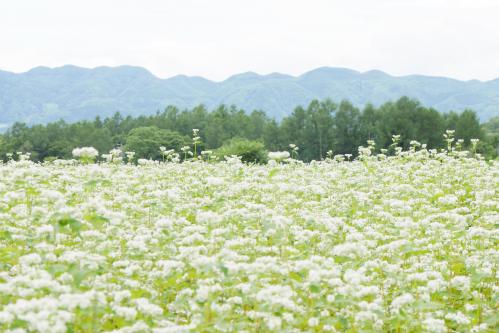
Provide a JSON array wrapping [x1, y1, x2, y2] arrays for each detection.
[[0, 96, 497, 162]]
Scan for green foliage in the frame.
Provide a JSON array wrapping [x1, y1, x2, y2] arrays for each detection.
[[0, 97, 495, 162], [455, 110, 484, 144], [480, 116, 499, 159], [124, 127, 189, 160], [215, 138, 268, 164]]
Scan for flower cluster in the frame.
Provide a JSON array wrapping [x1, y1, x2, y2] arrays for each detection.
[[0, 145, 497, 332], [268, 151, 290, 162], [71, 147, 99, 162]]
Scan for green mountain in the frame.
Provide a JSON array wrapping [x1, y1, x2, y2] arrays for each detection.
[[0, 65, 498, 127]]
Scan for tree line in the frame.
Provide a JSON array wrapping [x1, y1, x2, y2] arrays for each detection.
[[0, 96, 497, 162]]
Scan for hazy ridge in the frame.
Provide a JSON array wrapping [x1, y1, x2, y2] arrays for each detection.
[[1, 65, 498, 126]]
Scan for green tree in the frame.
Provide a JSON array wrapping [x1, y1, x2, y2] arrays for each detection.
[[455, 110, 483, 145], [307, 99, 336, 159], [124, 126, 189, 160], [334, 100, 362, 154]]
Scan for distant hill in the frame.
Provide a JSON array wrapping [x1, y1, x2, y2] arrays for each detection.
[[0, 65, 498, 127]]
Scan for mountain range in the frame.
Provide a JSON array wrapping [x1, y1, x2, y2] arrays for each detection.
[[0, 65, 498, 128]]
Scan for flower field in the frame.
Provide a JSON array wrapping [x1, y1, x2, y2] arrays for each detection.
[[0, 148, 497, 332]]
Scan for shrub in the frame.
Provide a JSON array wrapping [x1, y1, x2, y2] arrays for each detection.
[[124, 127, 189, 160], [215, 138, 268, 164]]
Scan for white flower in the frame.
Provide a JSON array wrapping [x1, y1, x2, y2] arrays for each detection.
[[450, 276, 471, 292], [0, 140, 496, 332], [308, 317, 319, 327], [266, 316, 282, 330], [0, 311, 14, 324], [390, 293, 414, 314], [134, 298, 163, 317], [268, 151, 290, 161], [445, 311, 470, 325], [72, 147, 99, 159], [423, 317, 446, 333], [114, 306, 137, 321]]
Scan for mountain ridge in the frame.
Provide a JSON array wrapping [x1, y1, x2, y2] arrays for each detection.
[[0, 65, 498, 126], [6, 64, 499, 83]]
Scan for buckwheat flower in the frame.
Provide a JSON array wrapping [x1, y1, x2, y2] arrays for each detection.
[[110, 321, 150, 333], [135, 298, 163, 317], [137, 158, 154, 165], [109, 148, 122, 162], [445, 129, 455, 136], [332, 242, 367, 259], [206, 177, 224, 186], [0, 132, 496, 332], [126, 151, 135, 160], [390, 293, 414, 314], [0, 311, 14, 324], [196, 285, 211, 302], [57, 272, 73, 284], [72, 147, 98, 159], [153, 323, 196, 333], [355, 310, 378, 324], [278, 312, 293, 323], [268, 151, 290, 162], [35, 224, 54, 236], [323, 324, 336, 332], [358, 146, 371, 156], [438, 194, 458, 205], [445, 311, 470, 325], [227, 296, 243, 305], [114, 306, 137, 321], [465, 303, 477, 312], [266, 316, 282, 330], [255, 285, 297, 311], [355, 285, 379, 298], [19, 253, 42, 266], [59, 293, 95, 310], [211, 302, 231, 313], [410, 140, 421, 147], [423, 317, 446, 333], [308, 317, 319, 327], [113, 290, 132, 304], [450, 276, 470, 292], [470, 323, 488, 332]]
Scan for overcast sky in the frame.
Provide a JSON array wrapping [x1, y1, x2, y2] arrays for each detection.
[[1, 0, 498, 81]]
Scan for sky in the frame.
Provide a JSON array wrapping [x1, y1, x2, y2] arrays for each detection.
[[1, 0, 498, 81]]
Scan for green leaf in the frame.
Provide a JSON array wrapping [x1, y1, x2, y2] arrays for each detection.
[[56, 216, 83, 235], [84, 214, 109, 228], [1, 230, 12, 240], [310, 283, 321, 293], [334, 255, 351, 264], [219, 263, 229, 277], [485, 313, 499, 326], [268, 168, 279, 178], [48, 263, 69, 276]]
